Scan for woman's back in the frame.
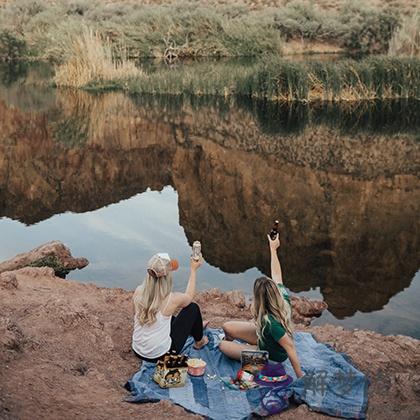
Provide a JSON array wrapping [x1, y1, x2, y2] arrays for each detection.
[[132, 294, 172, 359]]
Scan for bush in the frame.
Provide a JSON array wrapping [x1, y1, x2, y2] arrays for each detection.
[[389, 13, 420, 57], [338, 2, 401, 55], [0, 0, 408, 60], [271, 0, 341, 41], [0, 30, 27, 61]]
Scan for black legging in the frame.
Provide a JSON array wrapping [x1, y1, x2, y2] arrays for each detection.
[[133, 302, 204, 363]]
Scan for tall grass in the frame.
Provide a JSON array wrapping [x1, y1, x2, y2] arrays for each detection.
[[82, 56, 420, 102], [0, 0, 410, 60], [389, 13, 420, 57], [54, 29, 142, 88]]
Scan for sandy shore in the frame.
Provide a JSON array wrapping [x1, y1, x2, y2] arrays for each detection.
[[1, 244, 419, 419]]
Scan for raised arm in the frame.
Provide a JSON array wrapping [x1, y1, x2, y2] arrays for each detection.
[[268, 233, 283, 284], [169, 257, 203, 311], [185, 256, 202, 298]]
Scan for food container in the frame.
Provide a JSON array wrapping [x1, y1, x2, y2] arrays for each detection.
[[187, 358, 206, 376], [153, 353, 188, 388]]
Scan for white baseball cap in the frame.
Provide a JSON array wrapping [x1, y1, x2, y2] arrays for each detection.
[[147, 253, 179, 278]]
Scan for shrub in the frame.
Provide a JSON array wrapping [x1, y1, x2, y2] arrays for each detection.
[[389, 13, 420, 57], [0, 30, 27, 61], [271, 0, 341, 41], [338, 2, 401, 55]]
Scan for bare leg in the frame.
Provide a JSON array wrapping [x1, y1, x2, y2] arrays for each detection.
[[223, 321, 258, 345], [219, 340, 257, 361]]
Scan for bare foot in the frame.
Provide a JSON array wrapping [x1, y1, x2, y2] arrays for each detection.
[[203, 320, 210, 329], [193, 335, 209, 350]]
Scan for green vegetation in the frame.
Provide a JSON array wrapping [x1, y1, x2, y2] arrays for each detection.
[[271, 0, 400, 54], [0, 30, 27, 61], [29, 256, 70, 277], [1, 0, 418, 102], [83, 56, 420, 102], [337, 2, 400, 55], [54, 29, 142, 88], [389, 13, 420, 57], [0, 0, 410, 61]]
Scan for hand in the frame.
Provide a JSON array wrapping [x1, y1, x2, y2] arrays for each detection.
[[190, 256, 203, 272], [267, 234, 280, 251]]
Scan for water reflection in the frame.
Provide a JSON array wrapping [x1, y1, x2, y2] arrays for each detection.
[[0, 63, 419, 337]]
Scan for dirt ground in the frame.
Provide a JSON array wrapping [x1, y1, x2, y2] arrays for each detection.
[[1, 265, 420, 419]]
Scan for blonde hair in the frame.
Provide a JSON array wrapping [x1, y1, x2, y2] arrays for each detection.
[[134, 272, 173, 326], [252, 277, 293, 339]]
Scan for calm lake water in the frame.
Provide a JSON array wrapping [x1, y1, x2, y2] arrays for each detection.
[[1, 62, 419, 338]]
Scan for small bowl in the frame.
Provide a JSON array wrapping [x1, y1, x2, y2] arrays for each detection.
[[187, 358, 206, 376]]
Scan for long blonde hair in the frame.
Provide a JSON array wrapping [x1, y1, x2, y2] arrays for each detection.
[[252, 277, 293, 339], [134, 272, 173, 326]]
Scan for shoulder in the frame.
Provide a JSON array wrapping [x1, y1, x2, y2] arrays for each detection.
[[276, 283, 291, 304], [170, 292, 185, 302], [267, 313, 281, 324], [267, 313, 286, 340], [169, 292, 192, 307], [267, 313, 286, 331], [161, 292, 191, 315]]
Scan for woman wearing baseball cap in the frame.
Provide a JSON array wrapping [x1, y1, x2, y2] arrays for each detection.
[[132, 252, 208, 362]]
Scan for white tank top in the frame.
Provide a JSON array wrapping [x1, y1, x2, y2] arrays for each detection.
[[132, 295, 172, 359]]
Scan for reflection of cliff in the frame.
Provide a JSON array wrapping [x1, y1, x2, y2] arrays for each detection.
[[0, 92, 175, 223], [173, 142, 420, 318], [0, 89, 419, 318]]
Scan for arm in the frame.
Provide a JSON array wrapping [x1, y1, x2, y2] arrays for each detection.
[[167, 257, 203, 312], [278, 334, 304, 378], [268, 234, 283, 284], [185, 256, 202, 298]]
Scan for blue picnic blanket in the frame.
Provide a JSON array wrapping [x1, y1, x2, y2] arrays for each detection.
[[125, 329, 369, 419]]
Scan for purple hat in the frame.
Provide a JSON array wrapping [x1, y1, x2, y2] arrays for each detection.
[[253, 362, 293, 388]]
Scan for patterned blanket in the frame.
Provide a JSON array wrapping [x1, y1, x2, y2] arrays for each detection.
[[125, 329, 369, 419]]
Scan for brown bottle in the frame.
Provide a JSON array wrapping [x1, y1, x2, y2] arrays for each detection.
[[269, 220, 279, 240]]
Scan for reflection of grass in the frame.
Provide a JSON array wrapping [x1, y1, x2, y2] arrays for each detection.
[[34, 78, 420, 151], [246, 99, 420, 136], [128, 93, 420, 136], [0, 61, 28, 86], [86, 56, 420, 102], [51, 115, 89, 148]]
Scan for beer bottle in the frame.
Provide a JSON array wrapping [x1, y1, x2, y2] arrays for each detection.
[[269, 220, 279, 240], [192, 241, 201, 261]]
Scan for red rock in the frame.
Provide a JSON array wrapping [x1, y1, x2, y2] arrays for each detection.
[[0, 241, 88, 276], [0, 247, 419, 419], [0, 271, 18, 289], [225, 290, 246, 308]]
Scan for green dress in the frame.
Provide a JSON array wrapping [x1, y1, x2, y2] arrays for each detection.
[[257, 283, 291, 362]]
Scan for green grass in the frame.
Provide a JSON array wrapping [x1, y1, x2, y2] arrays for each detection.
[[0, 0, 408, 61], [84, 56, 420, 102]]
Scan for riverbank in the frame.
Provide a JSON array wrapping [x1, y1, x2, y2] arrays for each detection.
[[2, 0, 418, 102], [81, 56, 420, 102], [1, 244, 419, 419], [0, 0, 412, 61]]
